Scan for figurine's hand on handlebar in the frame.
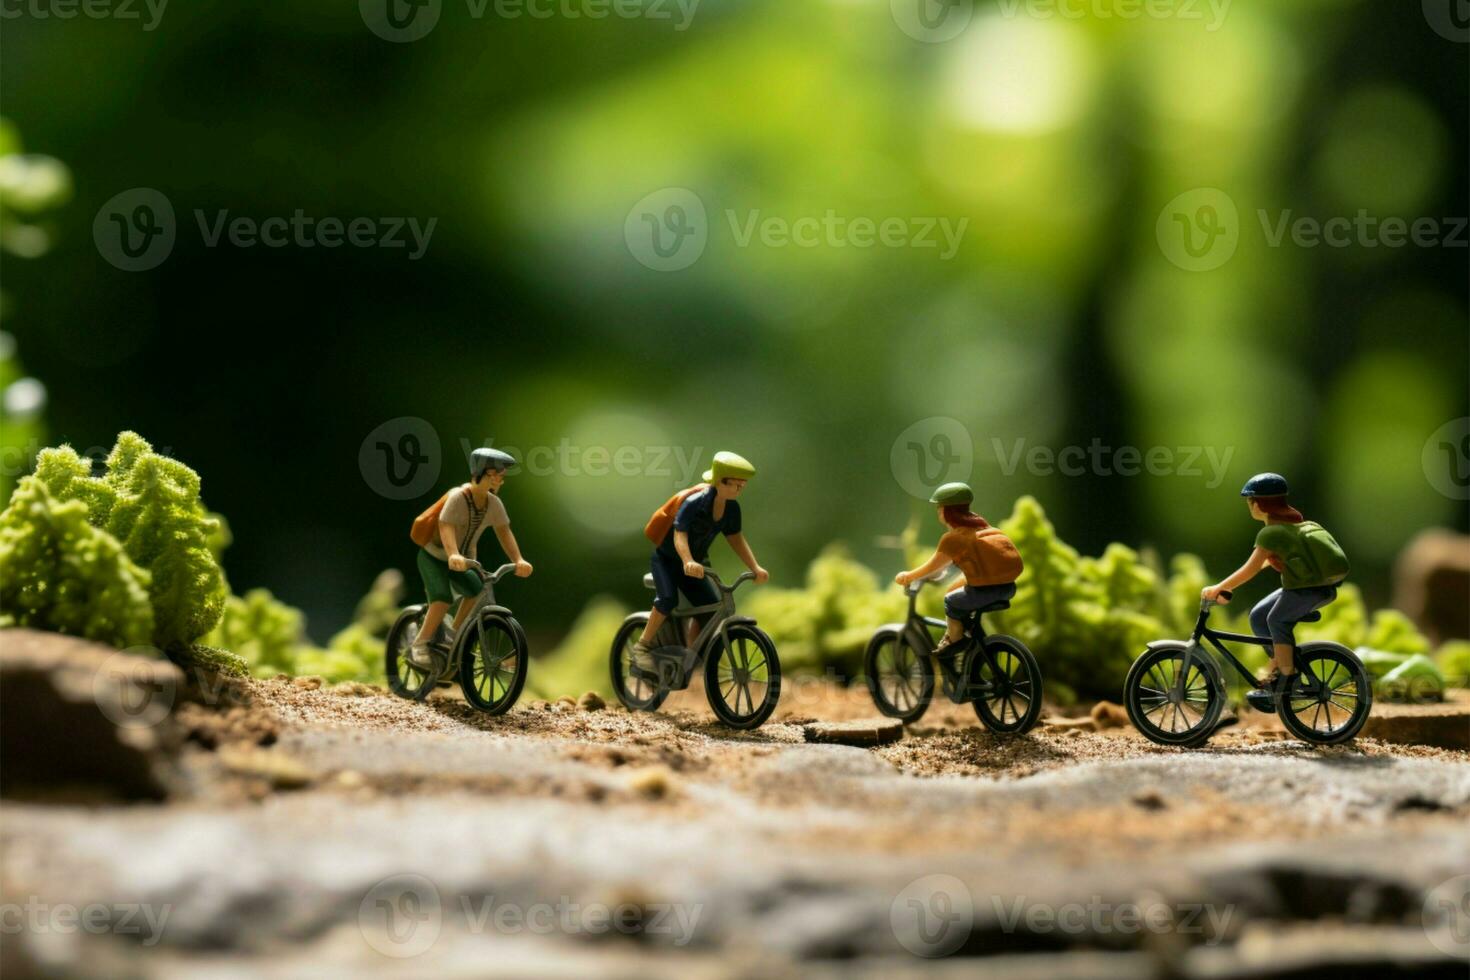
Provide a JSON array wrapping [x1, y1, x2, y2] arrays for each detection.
[[752, 566, 769, 585], [448, 554, 468, 572], [894, 571, 912, 587], [1200, 584, 1230, 604], [514, 559, 533, 578], [684, 561, 706, 579]]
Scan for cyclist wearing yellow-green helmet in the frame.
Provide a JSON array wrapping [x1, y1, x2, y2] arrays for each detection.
[[633, 451, 769, 656], [896, 482, 1024, 653]]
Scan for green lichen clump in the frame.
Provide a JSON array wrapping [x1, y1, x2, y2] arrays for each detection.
[[0, 476, 154, 648], [0, 432, 226, 654], [31, 433, 226, 651]]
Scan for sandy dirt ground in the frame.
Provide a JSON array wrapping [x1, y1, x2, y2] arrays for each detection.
[[2, 632, 1469, 978]]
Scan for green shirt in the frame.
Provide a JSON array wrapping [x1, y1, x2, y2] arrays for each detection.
[[1255, 523, 1327, 589]]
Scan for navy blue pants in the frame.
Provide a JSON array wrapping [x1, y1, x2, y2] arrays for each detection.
[[1249, 585, 1337, 645], [649, 551, 718, 615], [944, 582, 1017, 619]]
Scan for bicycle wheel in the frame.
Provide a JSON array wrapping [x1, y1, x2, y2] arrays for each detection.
[[385, 605, 435, 701], [1277, 642, 1372, 745], [457, 611, 528, 714], [704, 623, 781, 730], [609, 615, 670, 712], [1123, 642, 1224, 747], [968, 635, 1043, 734], [863, 628, 934, 724]]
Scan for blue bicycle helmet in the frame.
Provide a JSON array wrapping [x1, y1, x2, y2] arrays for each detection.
[[1240, 472, 1289, 497], [471, 447, 516, 480]]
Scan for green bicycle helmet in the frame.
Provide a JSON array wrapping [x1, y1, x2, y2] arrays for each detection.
[[929, 482, 974, 507]]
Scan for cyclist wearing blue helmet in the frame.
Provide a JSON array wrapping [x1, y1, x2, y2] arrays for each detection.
[[1201, 473, 1349, 711]]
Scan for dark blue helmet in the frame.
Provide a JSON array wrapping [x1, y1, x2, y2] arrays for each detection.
[[1240, 472, 1289, 497], [471, 447, 516, 480]]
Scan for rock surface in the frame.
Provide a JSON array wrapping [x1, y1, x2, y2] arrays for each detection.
[[2, 630, 1468, 976]]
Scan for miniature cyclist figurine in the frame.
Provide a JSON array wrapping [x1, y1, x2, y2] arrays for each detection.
[[407, 447, 533, 668], [1201, 473, 1349, 711], [895, 482, 1023, 654], [630, 451, 769, 660]]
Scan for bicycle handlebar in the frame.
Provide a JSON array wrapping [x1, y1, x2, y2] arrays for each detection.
[[904, 569, 957, 597], [1199, 588, 1233, 613], [462, 559, 518, 585], [704, 569, 758, 593]]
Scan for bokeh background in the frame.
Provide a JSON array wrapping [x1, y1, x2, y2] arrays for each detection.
[[2, 0, 1466, 641]]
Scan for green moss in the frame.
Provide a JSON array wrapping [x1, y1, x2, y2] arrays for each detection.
[[0, 475, 154, 649], [525, 596, 629, 700], [30, 433, 226, 651], [1435, 641, 1470, 689]]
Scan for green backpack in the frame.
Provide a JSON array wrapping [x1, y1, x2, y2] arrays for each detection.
[[1290, 521, 1349, 585]]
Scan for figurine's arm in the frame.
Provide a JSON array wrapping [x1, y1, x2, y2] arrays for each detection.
[[725, 533, 769, 583], [440, 522, 467, 571], [895, 549, 952, 587], [674, 530, 704, 579], [493, 525, 533, 577], [1202, 547, 1271, 601]]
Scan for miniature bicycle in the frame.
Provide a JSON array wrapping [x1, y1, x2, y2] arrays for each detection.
[[1123, 589, 1372, 747], [609, 568, 782, 730], [864, 572, 1043, 733], [384, 560, 529, 714]]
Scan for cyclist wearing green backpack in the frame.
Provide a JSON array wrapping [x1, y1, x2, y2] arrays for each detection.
[[1201, 473, 1349, 711]]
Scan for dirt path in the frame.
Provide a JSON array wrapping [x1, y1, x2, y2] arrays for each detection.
[[2, 636, 1469, 977]]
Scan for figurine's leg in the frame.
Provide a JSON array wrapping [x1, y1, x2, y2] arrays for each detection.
[[415, 602, 450, 645], [450, 596, 477, 631]]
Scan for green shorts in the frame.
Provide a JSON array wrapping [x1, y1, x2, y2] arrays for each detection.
[[417, 550, 481, 605]]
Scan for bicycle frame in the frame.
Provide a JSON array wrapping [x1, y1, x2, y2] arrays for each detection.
[[1173, 590, 1326, 697], [434, 560, 518, 677], [901, 575, 1000, 703], [650, 569, 758, 690]]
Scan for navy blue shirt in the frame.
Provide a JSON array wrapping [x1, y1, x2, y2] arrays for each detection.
[[657, 486, 741, 562]]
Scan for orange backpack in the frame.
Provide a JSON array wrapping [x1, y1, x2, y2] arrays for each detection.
[[956, 527, 1024, 585], [644, 484, 709, 545], [410, 487, 472, 547]]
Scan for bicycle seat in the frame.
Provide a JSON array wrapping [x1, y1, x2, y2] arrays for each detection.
[[977, 599, 1011, 613], [642, 573, 656, 590], [1297, 610, 1322, 623]]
